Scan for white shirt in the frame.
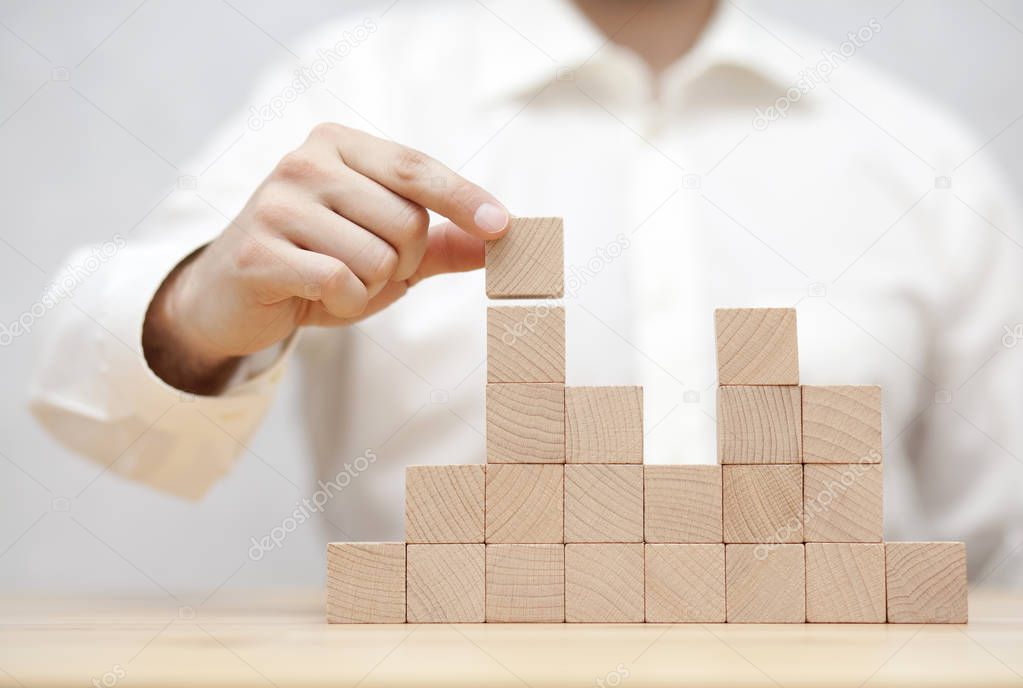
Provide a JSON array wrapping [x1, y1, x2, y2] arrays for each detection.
[[29, 0, 1023, 585]]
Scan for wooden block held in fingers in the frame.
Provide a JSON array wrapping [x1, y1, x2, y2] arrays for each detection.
[[405, 465, 485, 543], [644, 465, 722, 543], [802, 385, 882, 463], [406, 544, 484, 623], [485, 217, 564, 298], [726, 544, 805, 623], [326, 543, 405, 623], [886, 542, 968, 623], [805, 543, 886, 622], [645, 544, 725, 622], [717, 386, 801, 464], [722, 465, 803, 543], [487, 306, 565, 383], [715, 308, 799, 385], [486, 465, 564, 543], [565, 386, 643, 463], [564, 465, 643, 543], [565, 544, 644, 622], [486, 544, 565, 622], [803, 464, 883, 542], [486, 383, 565, 464]]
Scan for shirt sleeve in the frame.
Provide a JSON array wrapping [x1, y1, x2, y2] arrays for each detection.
[[27, 183, 298, 500]]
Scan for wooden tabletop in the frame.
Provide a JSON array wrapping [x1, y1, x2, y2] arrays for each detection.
[[1, 589, 1021, 687]]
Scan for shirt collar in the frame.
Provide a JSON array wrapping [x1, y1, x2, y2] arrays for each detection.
[[476, 0, 801, 103]]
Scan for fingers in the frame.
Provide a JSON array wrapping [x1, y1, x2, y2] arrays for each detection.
[[407, 221, 485, 286], [300, 279, 409, 327], [246, 239, 369, 319], [320, 168, 429, 282], [274, 201, 398, 298], [314, 123, 510, 240]]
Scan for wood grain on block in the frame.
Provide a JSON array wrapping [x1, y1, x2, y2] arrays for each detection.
[[564, 465, 643, 543], [406, 544, 485, 623], [803, 464, 883, 542], [486, 544, 565, 622], [644, 465, 722, 543], [405, 465, 484, 544], [726, 544, 805, 623], [486, 383, 565, 464], [565, 544, 645, 623], [326, 543, 405, 624], [485, 217, 564, 298], [805, 543, 886, 623], [802, 385, 882, 464], [487, 306, 565, 383], [714, 308, 799, 385], [486, 465, 564, 543], [645, 544, 725, 623], [565, 386, 643, 463], [717, 386, 802, 464], [722, 465, 803, 543], [886, 542, 968, 623]]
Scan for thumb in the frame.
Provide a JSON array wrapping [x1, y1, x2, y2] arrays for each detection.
[[406, 221, 486, 287]]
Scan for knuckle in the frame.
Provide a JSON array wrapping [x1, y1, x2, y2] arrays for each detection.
[[365, 245, 399, 284], [310, 121, 345, 140], [390, 147, 431, 183], [326, 268, 368, 316], [251, 194, 297, 229], [274, 151, 328, 184], [395, 203, 429, 244], [233, 236, 269, 272]]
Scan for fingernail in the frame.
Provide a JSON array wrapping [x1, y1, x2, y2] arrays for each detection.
[[474, 202, 509, 235]]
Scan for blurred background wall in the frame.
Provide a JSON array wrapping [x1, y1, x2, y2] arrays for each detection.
[[1, 0, 1021, 599]]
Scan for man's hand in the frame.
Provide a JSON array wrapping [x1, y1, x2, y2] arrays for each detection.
[[142, 123, 509, 394]]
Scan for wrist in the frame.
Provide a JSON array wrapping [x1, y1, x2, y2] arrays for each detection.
[[142, 249, 240, 395]]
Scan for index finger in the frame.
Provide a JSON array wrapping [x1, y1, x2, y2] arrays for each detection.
[[319, 124, 510, 240]]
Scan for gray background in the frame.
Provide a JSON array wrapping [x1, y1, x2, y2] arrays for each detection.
[[1, 0, 1021, 599]]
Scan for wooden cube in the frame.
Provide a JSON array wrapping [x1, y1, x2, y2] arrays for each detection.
[[802, 385, 882, 463], [805, 543, 886, 622], [487, 306, 565, 383], [803, 464, 883, 542], [405, 465, 485, 543], [717, 386, 801, 464], [726, 544, 805, 623], [485, 217, 564, 298], [565, 386, 643, 463], [486, 383, 565, 463], [722, 465, 803, 543], [715, 308, 799, 385], [886, 542, 968, 623], [645, 544, 725, 622], [406, 544, 485, 623], [564, 465, 643, 543], [486, 544, 565, 622], [644, 465, 722, 543], [326, 543, 405, 623], [565, 544, 644, 622], [486, 465, 563, 543]]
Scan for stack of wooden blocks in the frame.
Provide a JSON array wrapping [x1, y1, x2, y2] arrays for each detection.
[[327, 217, 968, 625]]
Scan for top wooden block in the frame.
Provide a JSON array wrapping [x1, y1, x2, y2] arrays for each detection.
[[485, 217, 564, 299], [715, 308, 799, 385], [802, 385, 882, 463]]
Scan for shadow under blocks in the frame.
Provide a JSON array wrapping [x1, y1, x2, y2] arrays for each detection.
[[326, 218, 968, 624]]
